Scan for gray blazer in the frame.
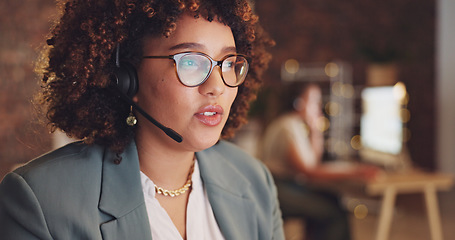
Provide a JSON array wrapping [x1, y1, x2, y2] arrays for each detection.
[[0, 140, 284, 240]]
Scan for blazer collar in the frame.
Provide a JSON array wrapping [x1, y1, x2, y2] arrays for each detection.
[[99, 141, 144, 217], [98, 141, 152, 239], [98, 140, 258, 240], [197, 143, 259, 240]]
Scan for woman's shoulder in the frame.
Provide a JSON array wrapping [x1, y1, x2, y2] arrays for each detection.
[[11, 141, 106, 184], [0, 142, 115, 238], [1, 141, 108, 210], [207, 140, 264, 168], [199, 140, 274, 185]]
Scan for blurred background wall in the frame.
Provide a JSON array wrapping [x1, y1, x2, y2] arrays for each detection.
[[0, 0, 56, 178], [0, 0, 454, 179]]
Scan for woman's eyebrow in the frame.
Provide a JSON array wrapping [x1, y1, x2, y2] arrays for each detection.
[[169, 43, 237, 53], [169, 42, 205, 51], [223, 46, 237, 53]]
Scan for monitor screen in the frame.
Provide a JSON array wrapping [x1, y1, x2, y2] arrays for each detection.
[[360, 86, 403, 155]]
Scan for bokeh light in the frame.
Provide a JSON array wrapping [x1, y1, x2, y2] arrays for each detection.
[[325, 62, 339, 77], [284, 59, 300, 74]]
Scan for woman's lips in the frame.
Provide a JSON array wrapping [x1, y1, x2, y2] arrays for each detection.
[[194, 105, 224, 126]]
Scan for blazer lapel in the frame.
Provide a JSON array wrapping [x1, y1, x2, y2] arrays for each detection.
[[98, 142, 152, 240], [197, 147, 259, 240]]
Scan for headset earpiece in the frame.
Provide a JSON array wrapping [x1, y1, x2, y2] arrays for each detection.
[[113, 62, 139, 98], [112, 44, 138, 98]]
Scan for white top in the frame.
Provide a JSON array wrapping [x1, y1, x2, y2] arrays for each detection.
[[140, 160, 225, 240], [261, 113, 317, 177]]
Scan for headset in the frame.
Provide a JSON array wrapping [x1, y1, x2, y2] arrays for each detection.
[[112, 45, 139, 98], [112, 44, 183, 143]]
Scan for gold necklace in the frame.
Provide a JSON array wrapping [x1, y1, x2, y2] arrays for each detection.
[[154, 160, 195, 197]]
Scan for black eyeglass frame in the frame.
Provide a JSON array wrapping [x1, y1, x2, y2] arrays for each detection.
[[143, 51, 250, 88]]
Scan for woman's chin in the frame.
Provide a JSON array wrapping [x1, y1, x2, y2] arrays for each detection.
[[187, 135, 220, 152]]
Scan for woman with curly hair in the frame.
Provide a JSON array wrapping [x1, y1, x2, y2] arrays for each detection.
[[0, 0, 283, 239]]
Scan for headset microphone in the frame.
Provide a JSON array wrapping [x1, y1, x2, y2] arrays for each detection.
[[112, 44, 183, 143], [120, 95, 183, 143]]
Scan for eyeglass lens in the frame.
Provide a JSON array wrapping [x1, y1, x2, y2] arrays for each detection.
[[175, 53, 248, 87]]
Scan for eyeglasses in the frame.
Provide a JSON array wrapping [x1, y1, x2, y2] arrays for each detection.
[[143, 52, 249, 87]]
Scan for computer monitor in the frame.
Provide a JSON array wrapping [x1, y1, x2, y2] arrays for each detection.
[[359, 83, 410, 169]]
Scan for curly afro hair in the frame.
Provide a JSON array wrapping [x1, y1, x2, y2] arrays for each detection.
[[36, 0, 274, 153]]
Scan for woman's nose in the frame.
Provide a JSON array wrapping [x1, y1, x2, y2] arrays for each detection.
[[198, 67, 225, 97]]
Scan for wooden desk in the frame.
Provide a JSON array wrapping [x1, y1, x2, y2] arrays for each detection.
[[364, 170, 453, 240]]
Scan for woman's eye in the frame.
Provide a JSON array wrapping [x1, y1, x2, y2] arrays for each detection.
[[181, 59, 198, 68], [222, 61, 235, 71]]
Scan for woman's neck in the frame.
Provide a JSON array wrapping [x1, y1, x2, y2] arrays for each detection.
[[135, 134, 195, 190]]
